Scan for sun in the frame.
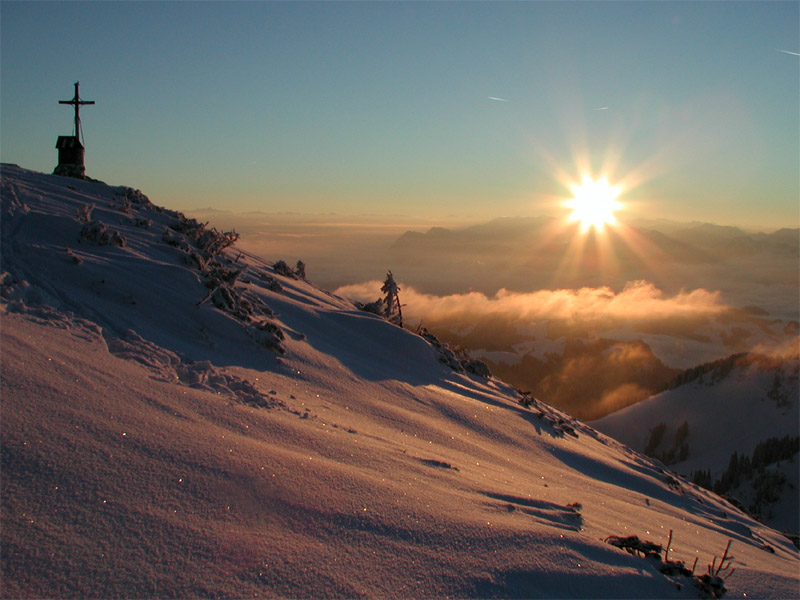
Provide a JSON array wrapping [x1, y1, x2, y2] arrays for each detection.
[[565, 175, 623, 232]]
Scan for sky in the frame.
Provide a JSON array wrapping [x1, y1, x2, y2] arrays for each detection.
[[1, 1, 798, 228]]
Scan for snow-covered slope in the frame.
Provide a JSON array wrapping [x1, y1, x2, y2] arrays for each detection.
[[2, 164, 798, 598], [593, 352, 800, 535]]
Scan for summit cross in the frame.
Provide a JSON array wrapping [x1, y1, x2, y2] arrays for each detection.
[[59, 81, 95, 142]]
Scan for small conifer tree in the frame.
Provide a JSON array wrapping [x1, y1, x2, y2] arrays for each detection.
[[381, 270, 403, 326]]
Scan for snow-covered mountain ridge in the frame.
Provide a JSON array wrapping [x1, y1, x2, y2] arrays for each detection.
[[1, 164, 798, 598], [593, 350, 799, 535]]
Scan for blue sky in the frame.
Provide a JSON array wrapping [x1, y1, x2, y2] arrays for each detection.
[[2, 1, 797, 227]]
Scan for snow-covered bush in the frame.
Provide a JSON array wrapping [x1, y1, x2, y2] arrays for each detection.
[[463, 357, 492, 377], [536, 411, 578, 438], [167, 213, 203, 235], [166, 213, 239, 258], [76, 203, 94, 222], [605, 530, 734, 599], [156, 209, 286, 354], [357, 298, 384, 316], [517, 390, 537, 408], [273, 260, 297, 279], [416, 327, 491, 378], [197, 282, 285, 354], [515, 391, 580, 438], [197, 227, 239, 256], [162, 230, 190, 251], [80, 220, 126, 247], [251, 320, 286, 354], [118, 187, 152, 207], [605, 534, 663, 558], [205, 264, 243, 286], [260, 272, 283, 292]]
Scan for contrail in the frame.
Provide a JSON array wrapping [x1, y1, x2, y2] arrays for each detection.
[[488, 96, 510, 102], [777, 49, 800, 56], [593, 106, 609, 111]]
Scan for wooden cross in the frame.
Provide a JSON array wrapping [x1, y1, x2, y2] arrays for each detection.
[[59, 81, 95, 142]]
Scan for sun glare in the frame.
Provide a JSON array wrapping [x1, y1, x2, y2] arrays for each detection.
[[566, 175, 623, 232]]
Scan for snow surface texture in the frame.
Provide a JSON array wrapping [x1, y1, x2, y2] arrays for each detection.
[[1, 164, 798, 598]]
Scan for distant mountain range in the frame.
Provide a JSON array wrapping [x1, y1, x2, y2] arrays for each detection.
[[391, 216, 798, 270]]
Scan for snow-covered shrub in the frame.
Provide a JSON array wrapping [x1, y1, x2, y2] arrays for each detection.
[[517, 390, 537, 408], [605, 534, 663, 558], [416, 327, 492, 378], [252, 320, 286, 354], [357, 298, 384, 316], [119, 187, 152, 207], [164, 213, 239, 258], [694, 540, 734, 599], [206, 286, 237, 313], [273, 260, 297, 279], [185, 251, 209, 271], [264, 274, 283, 292], [201, 282, 260, 323], [80, 220, 126, 247], [205, 264, 242, 286], [162, 230, 190, 251], [76, 203, 94, 222], [167, 213, 203, 235], [605, 530, 734, 599], [197, 227, 239, 256], [196, 260, 284, 352], [537, 412, 578, 437], [156, 208, 285, 354], [463, 357, 492, 378], [110, 229, 126, 247], [519, 398, 580, 438]]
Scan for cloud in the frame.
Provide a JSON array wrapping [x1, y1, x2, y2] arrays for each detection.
[[750, 335, 800, 361], [335, 279, 729, 328], [336, 278, 793, 419], [605, 342, 659, 366], [594, 383, 653, 417]]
